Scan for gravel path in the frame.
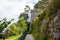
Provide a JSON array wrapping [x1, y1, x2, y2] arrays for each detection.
[[25, 34, 35, 40]]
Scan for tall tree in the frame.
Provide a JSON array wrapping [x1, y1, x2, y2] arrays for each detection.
[[19, 5, 30, 20], [18, 6, 31, 40]]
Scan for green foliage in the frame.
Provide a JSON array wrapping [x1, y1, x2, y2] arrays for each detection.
[[19, 5, 30, 20], [9, 17, 27, 35], [32, 9, 47, 40], [18, 6, 30, 34], [9, 24, 19, 36], [24, 5, 30, 13], [2, 0, 60, 40], [57, 0, 60, 4], [32, 0, 60, 40], [18, 16, 27, 33], [19, 13, 29, 20], [34, 0, 49, 10], [32, 0, 50, 40], [0, 18, 13, 33]]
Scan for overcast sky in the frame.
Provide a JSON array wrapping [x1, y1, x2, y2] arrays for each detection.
[[0, 0, 39, 22]]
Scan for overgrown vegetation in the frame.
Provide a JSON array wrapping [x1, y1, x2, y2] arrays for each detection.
[[32, 0, 60, 40], [0, 0, 60, 40]]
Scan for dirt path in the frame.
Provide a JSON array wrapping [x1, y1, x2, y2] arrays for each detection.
[[25, 34, 35, 40]]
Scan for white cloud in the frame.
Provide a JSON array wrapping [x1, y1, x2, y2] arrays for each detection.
[[0, 0, 39, 23]]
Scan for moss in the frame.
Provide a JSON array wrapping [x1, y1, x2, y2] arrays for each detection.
[[57, 0, 60, 4]]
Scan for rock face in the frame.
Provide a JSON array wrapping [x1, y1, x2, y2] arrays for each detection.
[[30, 9, 40, 22], [32, 0, 60, 40], [25, 34, 35, 40]]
